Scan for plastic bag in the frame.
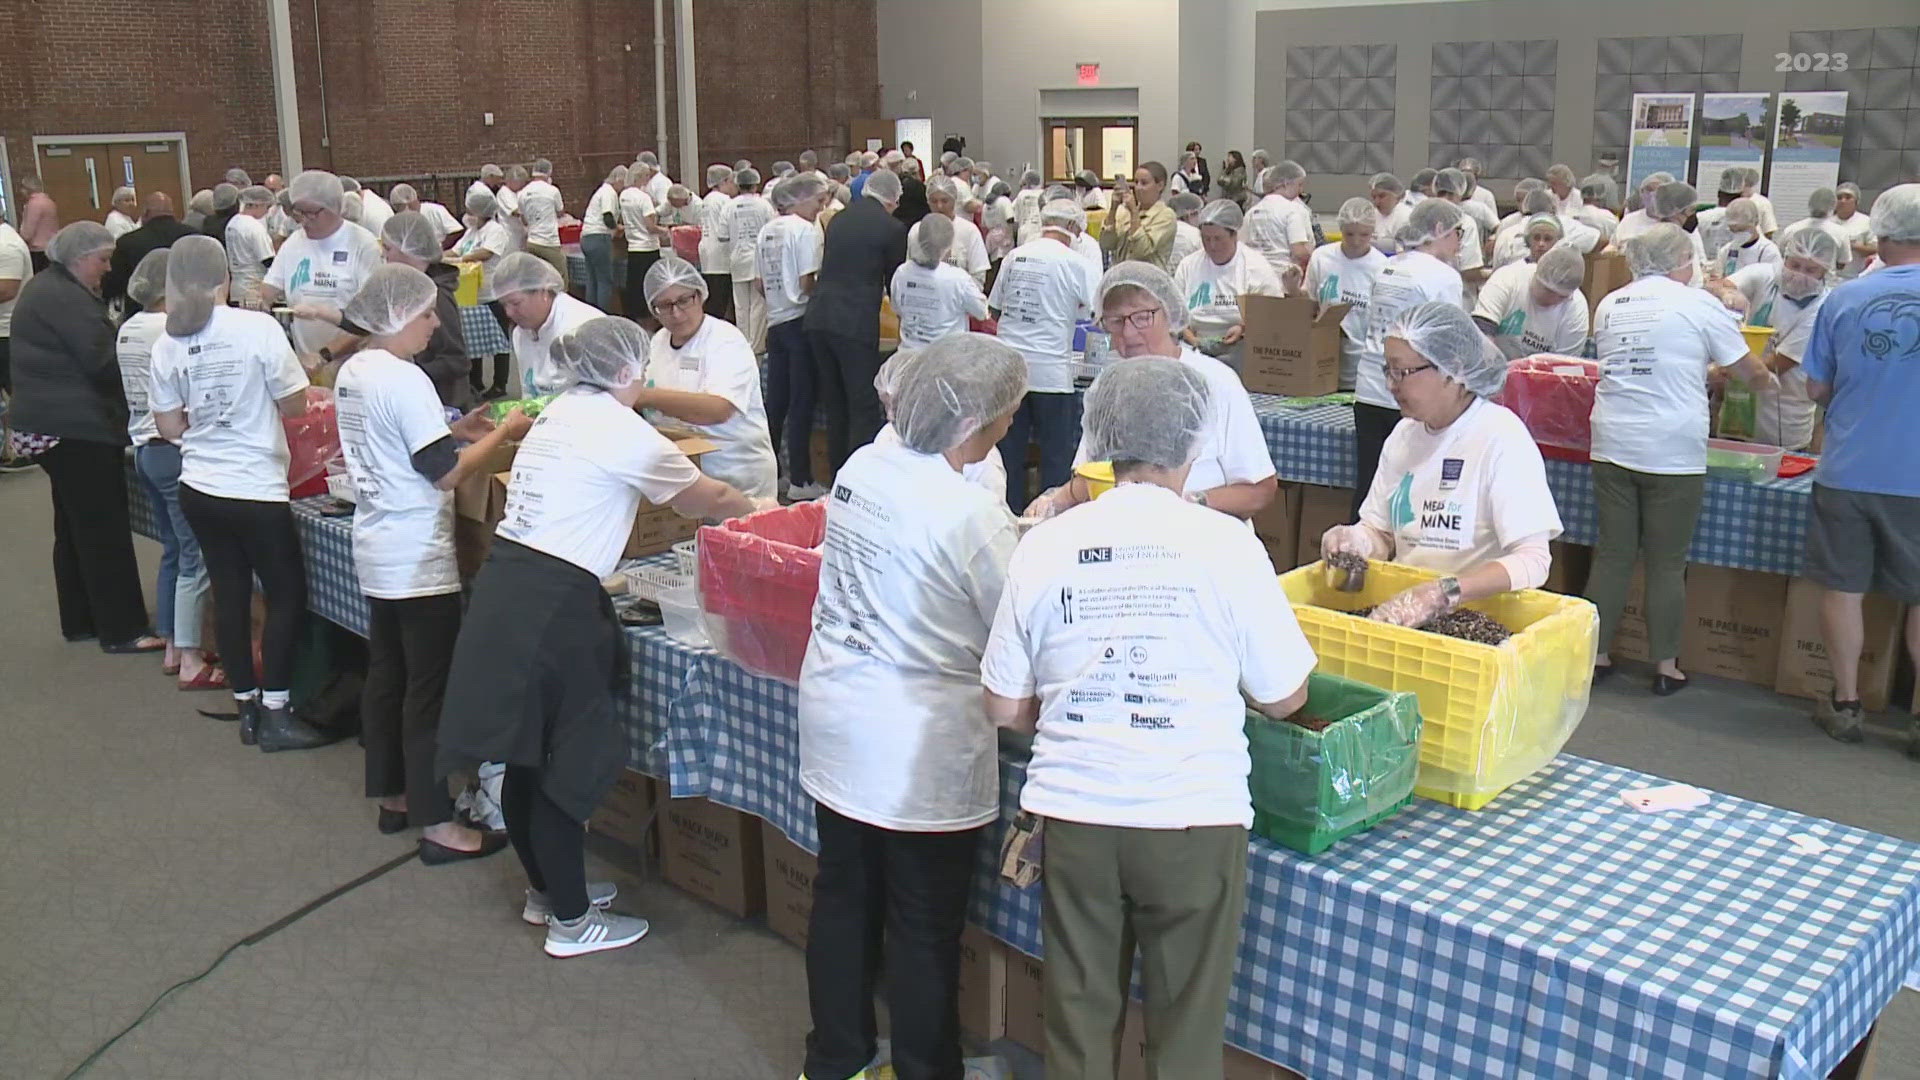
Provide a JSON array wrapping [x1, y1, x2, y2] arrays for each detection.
[[1499, 354, 1599, 462], [1717, 382, 1757, 440], [1246, 673, 1422, 854], [696, 501, 828, 683], [284, 387, 339, 496], [669, 225, 702, 263]]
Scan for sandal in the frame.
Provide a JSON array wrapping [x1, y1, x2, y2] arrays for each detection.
[[178, 666, 230, 692], [102, 636, 168, 654]]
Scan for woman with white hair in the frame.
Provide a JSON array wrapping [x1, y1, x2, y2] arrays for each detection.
[[1471, 245, 1591, 359], [105, 186, 140, 238], [1704, 228, 1844, 451], [797, 333, 1027, 1080], [1166, 192, 1204, 270], [439, 316, 757, 957], [1173, 199, 1287, 370], [1306, 198, 1390, 391], [1546, 164, 1583, 214], [578, 164, 629, 311]]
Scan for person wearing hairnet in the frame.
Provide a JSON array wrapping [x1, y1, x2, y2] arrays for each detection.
[[1306, 198, 1390, 391], [719, 167, 775, 353], [576, 165, 628, 311], [1642, 181, 1708, 286], [1050, 198, 1104, 276], [224, 185, 277, 306], [1546, 164, 1584, 215], [990, 200, 1099, 510], [1010, 169, 1049, 248], [1492, 189, 1601, 268], [1244, 160, 1315, 281], [869, 348, 1007, 497], [636, 150, 672, 207], [1166, 191, 1205, 270], [105, 186, 140, 239], [795, 334, 1025, 1080], [806, 167, 909, 475], [617, 162, 671, 320], [387, 183, 462, 244], [892, 214, 990, 350], [259, 171, 383, 354], [1491, 178, 1547, 237], [982, 358, 1314, 1080], [695, 164, 740, 318], [1351, 199, 1466, 518], [636, 257, 777, 499], [1736, 167, 1778, 236], [1712, 197, 1780, 278], [451, 188, 520, 399], [1795, 185, 1920, 751], [495, 165, 530, 251], [1367, 173, 1412, 255], [1408, 168, 1438, 203], [1587, 225, 1779, 695], [909, 178, 991, 287], [980, 178, 1018, 265], [1830, 182, 1877, 278], [1489, 212, 1564, 275], [1322, 302, 1565, 627], [1571, 174, 1620, 242], [202, 183, 242, 246], [1611, 171, 1675, 244], [439, 316, 757, 957], [1776, 187, 1850, 261], [149, 236, 341, 750], [820, 163, 854, 230], [1172, 199, 1287, 370], [1471, 246, 1590, 360], [1246, 148, 1272, 198], [1073, 169, 1109, 212], [332, 264, 531, 859], [492, 253, 603, 397], [757, 173, 829, 499], [1432, 168, 1489, 294], [1704, 229, 1842, 451], [1694, 167, 1746, 262], [1456, 158, 1499, 223], [1100, 162, 1178, 271], [356, 180, 394, 236], [184, 189, 214, 232]]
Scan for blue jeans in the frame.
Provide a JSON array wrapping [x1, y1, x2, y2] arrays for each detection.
[[767, 318, 818, 486], [580, 233, 615, 311], [135, 441, 209, 650], [998, 391, 1083, 511]]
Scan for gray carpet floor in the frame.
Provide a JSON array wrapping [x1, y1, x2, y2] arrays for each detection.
[[0, 465, 1912, 1079]]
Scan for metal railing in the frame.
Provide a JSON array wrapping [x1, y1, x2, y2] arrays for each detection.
[[354, 172, 482, 209]]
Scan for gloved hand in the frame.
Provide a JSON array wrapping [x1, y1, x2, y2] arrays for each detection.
[[1024, 488, 1069, 521], [750, 496, 782, 513], [1369, 581, 1454, 628], [1321, 524, 1376, 592]]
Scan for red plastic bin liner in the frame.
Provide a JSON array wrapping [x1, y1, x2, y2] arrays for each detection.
[[697, 500, 827, 683], [284, 388, 338, 497], [670, 225, 702, 263], [559, 223, 583, 245], [1500, 355, 1599, 462]]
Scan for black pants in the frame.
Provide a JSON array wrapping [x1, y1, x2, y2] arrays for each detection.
[[808, 329, 885, 473], [804, 802, 984, 1080], [0, 336, 12, 392], [30, 251, 49, 273], [178, 484, 306, 694], [1351, 401, 1402, 520], [39, 439, 151, 644], [701, 272, 733, 320], [997, 391, 1083, 512], [621, 250, 662, 322], [767, 318, 818, 486], [363, 593, 462, 825], [475, 302, 512, 391], [501, 764, 589, 920]]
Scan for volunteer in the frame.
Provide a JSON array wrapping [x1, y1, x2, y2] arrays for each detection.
[[1352, 198, 1466, 518], [1247, 149, 1272, 198], [1696, 169, 1744, 259], [1612, 171, 1675, 243], [1368, 173, 1412, 254], [1011, 169, 1047, 246], [1572, 174, 1621, 241], [981, 179, 1018, 265], [1738, 167, 1779, 236], [1305, 198, 1389, 391], [1244, 160, 1314, 283], [871, 348, 1007, 496], [637, 257, 778, 500], [1546, 164, 1584, 214], [489, 253, 600, 397], [184, 189, 214, 232], [1471, 245, 1590, 360], [387, 183, 462, 243], [981, 358, 1314, 1080], [757, 173, 828, 499], [105, 187, 140, 239], [1587, 225, 1779, 695], [1098, 162, 1177, 271], [1713, 197, 1780, 278], [1457, 158, 1499, 222], [1776, 187, 1850, 260], [1073, 169, 1109, 212], [891, 214, 990, 349], [1447, 168, 1499, 238], [1028, 260, 1277, 520], [203, 183, 241, 244], [452, 189, 519, 400], [909, 178, 990, 286], [438, 317, 757, 959], [497, 166, 529, 251], [1704, 229, 1843, 451], [150, 236, 341, 751], [1166, 192, 1204, 271], [1432, 168, 1489, 295], [223, 186, 277, 306], [1647, 181, 1709, 286], [697, 164, 738, 316], [1171, 199, 1286, 371], [1321, 303, 1564, 626], [796, 334, 1025, 1080], [578, 164, 628, 312], [616, 163, 666, 321], [258, 170, 383, 355], [1490, 200, 1561, 270], [355, 179, 394, 235], [720, 167, 775, 353], [1056, 199, 1104, 276], [332, 265, 530, 859], [1832, 182, 1876, 278], [118, 250, 222, 689]]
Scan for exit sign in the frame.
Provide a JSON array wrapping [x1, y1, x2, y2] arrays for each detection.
[[1077, 63, 1099, 86]]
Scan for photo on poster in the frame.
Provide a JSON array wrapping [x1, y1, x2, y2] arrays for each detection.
[[1698, 93, 1770, 191], [1768, 91, 1847, 228], [1627, 93, 1696, 192]]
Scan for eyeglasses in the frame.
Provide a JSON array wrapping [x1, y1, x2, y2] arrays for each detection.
[[651, 292, 703, 316], [1098, 308, 1163, 333], [1386, 363, 1436, 383]]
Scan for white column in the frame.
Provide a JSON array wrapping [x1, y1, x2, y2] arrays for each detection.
[[655, 0, 670, 169], [264, 0, 304, 174], [675, 0, 699, 183]]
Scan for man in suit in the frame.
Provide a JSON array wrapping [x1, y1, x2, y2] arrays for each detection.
[[804, 168, 907, 472], [103, 192, 199, 310]]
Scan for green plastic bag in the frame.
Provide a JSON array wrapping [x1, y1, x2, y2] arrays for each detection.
[[1718, 382, 1756, 441], [487, 393, 557, 423], [1245, 673, 1422, 855]]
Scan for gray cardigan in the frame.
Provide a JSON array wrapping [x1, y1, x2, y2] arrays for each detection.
[[8, 263, 129, 446]]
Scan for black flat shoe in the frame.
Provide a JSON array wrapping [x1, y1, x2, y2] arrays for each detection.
[[378, 808, 410, 834], [418, 832, 510, 865], [63, 631, 98, 643], [1652, 674, 1689, 696]]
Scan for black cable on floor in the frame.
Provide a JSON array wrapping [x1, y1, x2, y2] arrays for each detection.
[[62, 847, 422, 1078]]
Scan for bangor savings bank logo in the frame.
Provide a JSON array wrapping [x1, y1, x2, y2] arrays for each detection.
[[1860, 295, 1920, 362]]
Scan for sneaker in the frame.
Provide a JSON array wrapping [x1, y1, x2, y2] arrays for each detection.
[[1813, 695, 1865, 743], [785, 482, 828, 501], [522, 881, 619, 925], [543, 907, 650, 958]]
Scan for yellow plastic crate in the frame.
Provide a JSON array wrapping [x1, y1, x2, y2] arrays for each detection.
[[1280, 560, 1598, 809]]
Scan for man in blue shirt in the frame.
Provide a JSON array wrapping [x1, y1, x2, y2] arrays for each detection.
[[849, 151, 878, 202], [1800, 184, 1920, 755]]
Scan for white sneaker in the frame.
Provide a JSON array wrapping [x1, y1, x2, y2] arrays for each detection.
[[785, 482, 828, 501], [543, 907, 650, 958], [522, 881, 619, 925]]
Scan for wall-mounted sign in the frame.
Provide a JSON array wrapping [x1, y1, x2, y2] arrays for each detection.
[[1077, 63, 1099, 87]]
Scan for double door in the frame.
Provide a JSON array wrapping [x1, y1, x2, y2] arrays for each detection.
[[35, 139, 186, 224]]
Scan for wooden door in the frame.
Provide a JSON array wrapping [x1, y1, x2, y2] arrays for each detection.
[[108, 141, 184, 211], [36, 143, 110, 222]]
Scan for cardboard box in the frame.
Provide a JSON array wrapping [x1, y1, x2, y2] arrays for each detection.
[[1252, 483, 1303, 570], [810, 428, 836, 488], [1546, 541, 1592, 596], [1239, 296, 1347, 397], [1004, 950, 1046, 1051], [453, 441, 520, 522], [1583, 250, 1630, 322], [588, 768, 657, 852], [956, 926, 1008, 1041], [760, 821, 817, 949], [1611, 563, 1651, 662], [1117, 1000, 1302, 1080], [1292, 484, 1356, 568], [654, 782, 766, 918], [453, 515, 496, 579], [1225, 1046, 1305, 1080], [1681, 565, 1789, 685], [1775, 577, 1905, 710]]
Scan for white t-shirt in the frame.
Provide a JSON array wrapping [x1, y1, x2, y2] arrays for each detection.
[[1717, 235, 1780, 278], [981, 483, 1315, 829], [646, 171, 671, 209], [1243, 192, 1313, 279], [360, 190, 394, 234], [1069, 231, 1104, 276], [1467, 186, 1499, 223], [496, 185, 526, 249], [495, 388, 701, 578], [907, 215, 990, 282], [1460, 197, 1500, 239], [456, 219, 518, 301], [697, 190, 732, 273], [149, 307, 310, 502], [1492, 214, 1602, 270], [1078, 187, 1109, 212], [420, 201, 463, 240], [1012, 189, 1046, 246], [1454, 209, 1486, 283], [1472, 260, 1590, 359], [1591, 275, 1750, 474], [617, 187, 660, 253], [1552, 188, 1584, 215], [1174, 245, 1285, 370], [334, 350, 460, 599], [225, 213, 276, 302], [798, 439, 1019, 832], [643, 316, 777, 499], [1355, 250, 1464, 409], [756, 214, 824, 326], [1375, 199, 1413, 254], [890, 260, 989, 348], [1833, 213, 1875, 278], [115, 311, 168, 445], [1726, 263, 1826, 450], [1752, 192, 1779, 235], [581, 183, 621, 238], [1612, 209, 1659, 244], [263, 221, 384, 352], [518, 179, 564, 247], [1695, 207, 1732, 265], [1169, 220, 1202, 272], [511, 292, 603, 397], [105, 210, 139, 238], [987, 238, 1099, 394], [0, 222, 34, 338], [1570, 204, 1619, 244], [1074, 348, 1275, 497], [724, 193, 776, 280], [874, 422, 1006, 495], [1306, 241, 1389, 391], [1358, 397, 1563, 575]]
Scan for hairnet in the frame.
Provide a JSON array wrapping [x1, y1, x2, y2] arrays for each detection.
[[224, 167, 251, 187], [288, 170, 345, 214], [827, 163, 851, 182], [489, 252, 564, 297], [1268, 160, 1306, 186], [987, 180, 1012, 202], [1521, 188, 1557, 216], [47, 221, 115, 268], [1717, 167, 1744, 195], [504, 165, 529, 184], [189, 189, 215, 215], [466, 188, 497, 218], [1167, 192, 1204, 218], [1337, 197, 1379, 230], [882, 150, 905, 168], [735, 167, 762, 189], [864, 169, 902, 204], [1650, 181, 1697, 220], [642, 255, 709, 309], [127, 248, 171, 308], [891, 333, 1029, 454], [1041, 198, 1085, 232], [605, 165, 630, 188], [1020, 169, 1042, 189], [706, 163, 732, 187], [1250, 149, 1270, 166], [553, 316, 648, 391], [163, 234, 228, 338], [239, 184, 274, 208], [112, 185, 135, 204], [638, 151, 660, 168], [1740, 167, 1762, 188], [1534, 246, 1586, 295], [1781, 227, 1843, 271], [340, 195, 364, 223], [1083, 358, 1210, 469], [1456, 157, 1482, 175], [1870, 184, 1920, 243], [772, 174, 824, 211], [480, 163, 504, 180], [803, 150, 822, 169], [1579, 173, 1618, 207], [770, 160, 795, 178], [1389, 302, 1504, 396], [1398, 198, 1462, 248], [1546, 163, 1576, 185], [1514, 178, 1546, 199], [1805, 187, 1837, 219], [381, 211, 443, 264], [387, 182, 418, 208], [1524, 213, 1564, 240], [1370, 172, 1404, 195], [1640, 171, 1675, 196], [1075, 169, 1100, 188], [1197, 198, 1243, 230], [1043, 184, 1074, 204], [926, 176, 960, 204], [1434, 168, 1468, 198], [277, 189, 293, 211], [953, 156, 973, 173], [666, 183, 690, 203], [1724, 197, 1761, 231], [1623, 223, 1695, 278], [1837, 181, 1861, 199], [212, 183, 240, 211], [910, 213, 954, 268], [859, 152, 878, 168], [342, 263, 437, 337], [1097, 261, 1189, 332], [341, 177, 363, 193], [1411, 168, 1439, 193], [532, 157, 553, 177]]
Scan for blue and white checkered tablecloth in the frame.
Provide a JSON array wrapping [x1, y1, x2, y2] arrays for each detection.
[[1251, 399, 1815, 576], [458, 304, 511, 358], [565, 249, 628, 293]]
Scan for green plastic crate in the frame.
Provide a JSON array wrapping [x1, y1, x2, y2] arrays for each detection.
[[1245, 673, 1423, 855]]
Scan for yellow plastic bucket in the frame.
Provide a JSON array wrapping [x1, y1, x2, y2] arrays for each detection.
[[1075, 461, 1115, 499], [1740, 325, 1774, 356]]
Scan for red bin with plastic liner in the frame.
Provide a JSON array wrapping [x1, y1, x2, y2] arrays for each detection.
[[697, 500, 827, 683], [558, 223, 583, 245], [669, 225, 702, 263], [284, 387, 339, 498], [1499, 355, 1600, 463]]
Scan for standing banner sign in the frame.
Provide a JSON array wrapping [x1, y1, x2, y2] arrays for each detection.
[[1627, 93, 1697, 192], [1768, 91, 1847, 229], [1698, 94, 1770, 194]]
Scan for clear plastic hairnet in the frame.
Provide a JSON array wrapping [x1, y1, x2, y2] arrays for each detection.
[[480, 163, 504, 180], [1043, 184, 1074, 204], [341, 177, 363, 193], [47, 221, 115, 267], [1167, 192, 1204, 217], [1434, 168, 1468, 197], [1097, 260, 1189, 332], [1411, 168, 1439, 193], [1641, 171, 1675, 195], [1370, 172, 1404, 195], [1534, 247, 1586, 295], [604, 165, 630, 188], [288, 170, 345, 214], [910, 213, 954, 267], [1546, 164, 1576, 185], [532, 158, 553, 176], [1083, 357, 1211, 469], [1725, 197, 1761, 230], [891, 333, 1029, 454], [926, 176, 960, 204], [1268, 160, 1306, 186], [239, 184, 274, 208], [340, 195, 364, 223], [1041, 198, 1086, 232], [1837, 181, 1861, 199], [163, 234, 228, 338], [553, 316, 648, 391], [1390, 302, 1505, 396], [1337, 197, 1379, 230], [1870, 184, 1920, 243], [1398, 198, 1462, 248], [803, 150, 822, 169], [735, 167, 762, 188], [1805, 187, 1837, 218], [224, 167, 251, 187], [489, 252, 564, 297], [1623, 223, 1695, 278], [859, 152, 878, 168], [1579, 173, 1618, 207], [1020, 169, 1042, 189], [504, 165, 529, 183], [1197, 198, 1243, 231], [1741, 166, 1762, 187], [864, 169, 902, 203], [1457, 157, 1482, 174], [1514, 178, 1546, 199], [1651, 181, 1697, 220], [1717, 167, 1744, 195], [387, 182, 418, 207], [953, 156, 974, 173], [127, 248, 171, 307], [1250, 149, 1270, 166], [381, 211, 443, 264], [1521, 188, 1557, 216], [1524, 213, 1564, 240], [638, 151, 660, 167], [827, 163, 851, 182], [770, 161, 795, 179], [1781, 227, 1844, 271], [466, 189, 497, 218], [882, 150, 905, 168], [643, 255, 710, 308], [1075, 169, 1100, 188], [212, 183, 240, 211], [342, 263, 437, 337], [706, 163, 732, 186], [189, 189, 215, 215], [772, 174, 825, 211]]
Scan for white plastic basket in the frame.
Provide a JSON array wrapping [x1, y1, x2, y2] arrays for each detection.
[[627, 564, 693, 604], [672, 539, 698, 577], [326, 472, 357, 504]]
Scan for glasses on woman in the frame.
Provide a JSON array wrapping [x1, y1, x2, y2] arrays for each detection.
[[1098, 308, 1162, 333], [651, 292, 703, 316], [1386, 363, 1436, 383]]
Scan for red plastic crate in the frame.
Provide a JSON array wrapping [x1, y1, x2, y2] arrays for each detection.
[[697, 501, 826, 683], [1500, 355, 1598, 462], [559, 223, 583, 245]]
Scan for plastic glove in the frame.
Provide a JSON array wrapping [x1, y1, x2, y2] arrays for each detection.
[[750, 496, 782, 513], [1369, 581, 1453, 628], [1320, 524, 1377, 592], [447, 405, 499, 444], [1024, 488, 1069, 521]]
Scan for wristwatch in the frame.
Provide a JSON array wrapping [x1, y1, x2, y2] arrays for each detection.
[[1437, 576, 1463, 609], [317, 346, 335, 364], [1189, 490, 1210, 509]]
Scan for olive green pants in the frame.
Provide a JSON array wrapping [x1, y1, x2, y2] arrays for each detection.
[[1587, 461, 1706, 662]]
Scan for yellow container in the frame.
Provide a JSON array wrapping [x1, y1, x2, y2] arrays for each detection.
[[1279, 560, 1598, 809], [879, 295, 900, 349], [1075, 461, 1115, 498], [1085, 207, 1107, 239], [455, 262, 483, 307], [1739, 325, 1774, 356]]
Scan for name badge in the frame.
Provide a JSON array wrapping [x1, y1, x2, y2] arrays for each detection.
[[1439, 457, 1464, 491]]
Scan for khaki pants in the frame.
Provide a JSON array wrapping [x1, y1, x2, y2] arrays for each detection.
[[1587, 461, 1705, 662], [732, 278, 768, 354], [525, 243, 568, 289], [1041, 818, 1247, 1080]]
